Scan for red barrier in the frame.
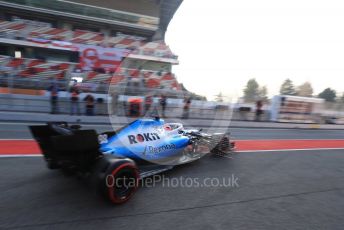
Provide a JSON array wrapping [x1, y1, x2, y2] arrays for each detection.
[[1, 139, 344, 155]]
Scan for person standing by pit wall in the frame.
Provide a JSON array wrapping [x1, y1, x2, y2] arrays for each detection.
[[144, 94, 153, 116], [160, 94, 167, 118], [182, 97, 191, 119], [48, 81, 59, 114], [70, 85, 80, 115], [84, 94, 95, 116], [255, 100, 263, 121], [111, 92, 118, 115]]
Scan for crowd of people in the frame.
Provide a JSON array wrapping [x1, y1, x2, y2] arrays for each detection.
[[48, 82, 95, 116], [142, 94, 192, 119], [48, 81, 193, 118]]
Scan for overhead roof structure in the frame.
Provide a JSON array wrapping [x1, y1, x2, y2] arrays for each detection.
[[0, 0, 183, 40], [158, 0, 183, 39]]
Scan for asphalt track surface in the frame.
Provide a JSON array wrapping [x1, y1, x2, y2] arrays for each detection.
[[1, 122, 344, 230]]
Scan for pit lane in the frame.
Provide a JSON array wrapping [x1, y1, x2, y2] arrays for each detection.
[[1, 123, 344, 230]]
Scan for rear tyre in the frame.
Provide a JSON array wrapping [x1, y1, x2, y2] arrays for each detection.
[[106, 163, 139, 204], [94, 157, 139, 204]]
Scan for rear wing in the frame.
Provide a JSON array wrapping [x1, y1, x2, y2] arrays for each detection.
[[29, 123, 100, 159]]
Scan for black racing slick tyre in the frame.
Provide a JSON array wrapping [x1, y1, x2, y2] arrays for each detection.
[[94, 157, 139, 204]]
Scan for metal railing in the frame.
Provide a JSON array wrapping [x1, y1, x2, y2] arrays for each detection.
[[0, 93, 236, 120]]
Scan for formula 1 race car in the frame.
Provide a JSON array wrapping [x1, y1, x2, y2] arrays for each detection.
[[29, 118, 235, 204]]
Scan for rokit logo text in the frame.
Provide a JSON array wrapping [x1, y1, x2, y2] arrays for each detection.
[[128, 133, 160, 144]]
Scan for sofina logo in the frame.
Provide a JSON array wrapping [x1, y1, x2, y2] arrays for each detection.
[[148, 144, 176, 154], [128, 133, 160, 144], [141, 144, 176, 156]]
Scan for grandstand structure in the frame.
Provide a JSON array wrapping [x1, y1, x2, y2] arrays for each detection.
[[0, 0, 183, 96]]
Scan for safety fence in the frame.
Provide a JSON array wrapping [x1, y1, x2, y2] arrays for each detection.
[[0, 94, 237, 120]]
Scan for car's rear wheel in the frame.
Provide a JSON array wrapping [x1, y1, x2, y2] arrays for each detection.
[[93, 157, 139, 204], [105, 162, 139, 204]]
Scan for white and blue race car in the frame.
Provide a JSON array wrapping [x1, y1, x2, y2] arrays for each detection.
[[30, 117, 235, 204]]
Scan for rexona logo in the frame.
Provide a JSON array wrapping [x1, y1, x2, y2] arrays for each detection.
[[128, 133, 160, 144]]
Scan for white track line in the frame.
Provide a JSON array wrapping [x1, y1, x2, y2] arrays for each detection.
[[236, 139, 344, 141], [0, 154, 41, 158], [237, 147, 344, 153], [0, 139, 33, 140]]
